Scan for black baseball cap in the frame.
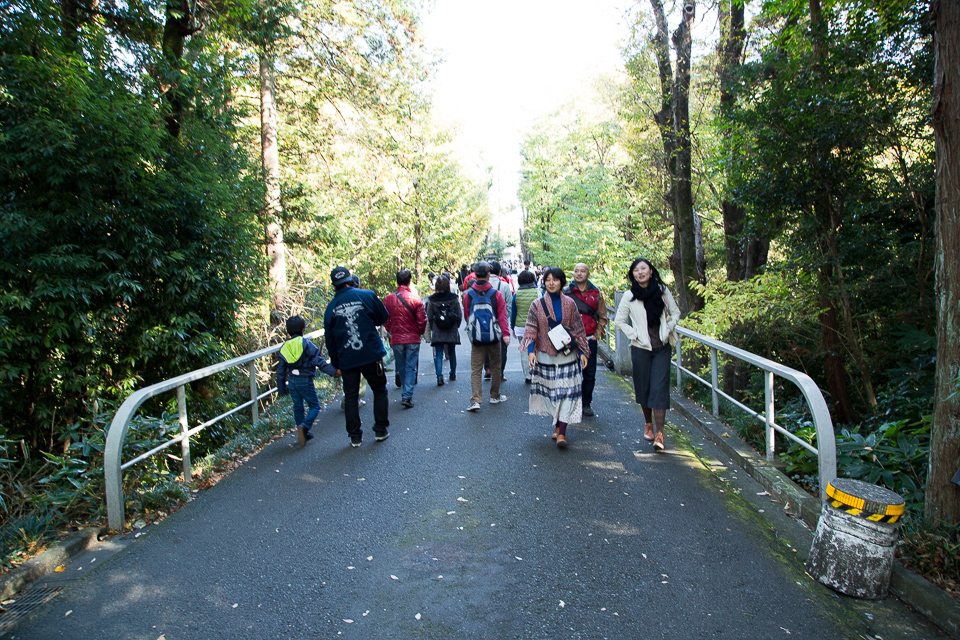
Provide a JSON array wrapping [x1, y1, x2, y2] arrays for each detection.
[[330, 266, 352, 286]]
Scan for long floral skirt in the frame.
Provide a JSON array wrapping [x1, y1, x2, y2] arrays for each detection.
[[529, 351, 583, 425]]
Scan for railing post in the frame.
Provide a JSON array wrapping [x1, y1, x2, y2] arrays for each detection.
[[675, 336, 682, 390], [178, 385, 191, 483], [765, 371, 775, 462], [249, 360, 259, 425], [710, 347, 719, 417], [613, 291, 631, 375]]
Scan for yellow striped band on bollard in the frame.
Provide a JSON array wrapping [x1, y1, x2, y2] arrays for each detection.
[[826, 480, 905, 524]]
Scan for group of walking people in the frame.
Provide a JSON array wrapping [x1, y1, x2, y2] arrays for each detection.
[[275, 256, 681, 452]]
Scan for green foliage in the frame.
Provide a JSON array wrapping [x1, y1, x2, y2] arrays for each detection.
[[780, 353, 934, 507], [1, 408, 180, 570], [0, 392, 303, 571], [0, 0, 264, 454], [272, 98, 490, 293], [897, 518, 960, 597], [687, 268, 821, 367], [717, 0, 935, 416], [519, 79, 673, 298]]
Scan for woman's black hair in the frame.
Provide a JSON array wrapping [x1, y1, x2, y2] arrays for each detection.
[[434, 275, 451, 294], [627, 258, 665, 289], [543, 267, 567, 289]]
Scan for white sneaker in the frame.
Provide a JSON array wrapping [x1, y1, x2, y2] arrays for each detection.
[[466, 402, 481, 412], [489, 395, 507, 404]]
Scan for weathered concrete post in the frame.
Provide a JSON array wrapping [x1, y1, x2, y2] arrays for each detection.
[[613, 290, 631, 375], [806, 478, 905, 599]]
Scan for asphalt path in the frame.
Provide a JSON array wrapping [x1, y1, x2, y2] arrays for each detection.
[[10, 339, 940, 639]]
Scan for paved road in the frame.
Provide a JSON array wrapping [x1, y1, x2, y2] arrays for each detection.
[[9, 342, 944, 639]]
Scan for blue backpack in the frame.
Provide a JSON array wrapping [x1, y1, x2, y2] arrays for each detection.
[[467, 287, 502, 345]]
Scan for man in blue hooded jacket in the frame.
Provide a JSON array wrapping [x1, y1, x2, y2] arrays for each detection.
[[324, 266, 391, 447]]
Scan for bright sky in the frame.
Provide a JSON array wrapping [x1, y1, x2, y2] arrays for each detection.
[[420, 0, 635, 240]]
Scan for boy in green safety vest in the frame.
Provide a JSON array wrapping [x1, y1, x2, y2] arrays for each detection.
[[277, 315, 337, 446]]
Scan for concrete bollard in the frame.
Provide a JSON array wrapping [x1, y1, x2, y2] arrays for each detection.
[[806, 478, 905, 599]]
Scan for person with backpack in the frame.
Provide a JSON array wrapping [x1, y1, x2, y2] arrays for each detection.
[[462, 261, 510, 411], [384, 270, 427, 408], [424, 275, 462, 386], [487, 261, 514, 381], [565, 263, 609, 417], [511, 270, 540, 384], [276, 315, 337, 446]]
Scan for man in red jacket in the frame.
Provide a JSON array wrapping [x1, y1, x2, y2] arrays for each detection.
[[566, 263, 609, 416], [384, 270, 426, 408]]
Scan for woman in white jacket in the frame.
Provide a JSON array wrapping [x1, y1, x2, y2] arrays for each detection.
[[614, 258, 681, 451]]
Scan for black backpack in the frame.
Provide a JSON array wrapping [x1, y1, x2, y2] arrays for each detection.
[[432, 299, 458, 330]]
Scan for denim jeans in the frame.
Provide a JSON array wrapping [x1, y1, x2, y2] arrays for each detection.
[[392, 343, 420, 400], [287, 375, 320, 431], [433, 344, 457, 377]]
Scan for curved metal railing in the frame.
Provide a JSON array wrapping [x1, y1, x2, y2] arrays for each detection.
[[606, 297, 836, 500], [104, 331, 321, 530]]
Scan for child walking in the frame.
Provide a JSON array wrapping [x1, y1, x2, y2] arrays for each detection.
[[277, 315, 337, 446]]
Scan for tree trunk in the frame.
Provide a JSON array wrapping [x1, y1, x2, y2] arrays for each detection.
[[926, 0, 960, 528], [744, 237, 769, 280], [414, 213, 423, 283], [260, 51, 286, 316], [822, 201, 877, 408], [649, 0, 702, 316], [719, 0, 748, 284], [60, 0, 82, 49], [672, 2, 703, 315], [161, 0, 191, 138], [818, 263, 858, 425], [718, 0, 751, 404]]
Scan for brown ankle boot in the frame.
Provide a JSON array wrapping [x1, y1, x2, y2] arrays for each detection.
[[552, 426, 560, 441], [556, 434, 567, 449], [653, 431, 665, 451], [644, 422, 654, 441]]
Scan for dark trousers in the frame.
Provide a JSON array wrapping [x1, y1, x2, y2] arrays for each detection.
[[582, 339, 599, 407], [630, 345, 671, 410], [342, 359, 389, 441]]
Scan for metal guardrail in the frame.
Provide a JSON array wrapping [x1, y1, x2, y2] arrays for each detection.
[[607, 297, 836, 500], [104, 331, 321, 531]]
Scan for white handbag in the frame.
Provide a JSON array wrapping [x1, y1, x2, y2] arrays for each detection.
[[546, 323, 575, 355]]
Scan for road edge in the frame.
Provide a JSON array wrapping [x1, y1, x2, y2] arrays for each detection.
[[0, 527, 105, 602], [670, 392, 960, 640]]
